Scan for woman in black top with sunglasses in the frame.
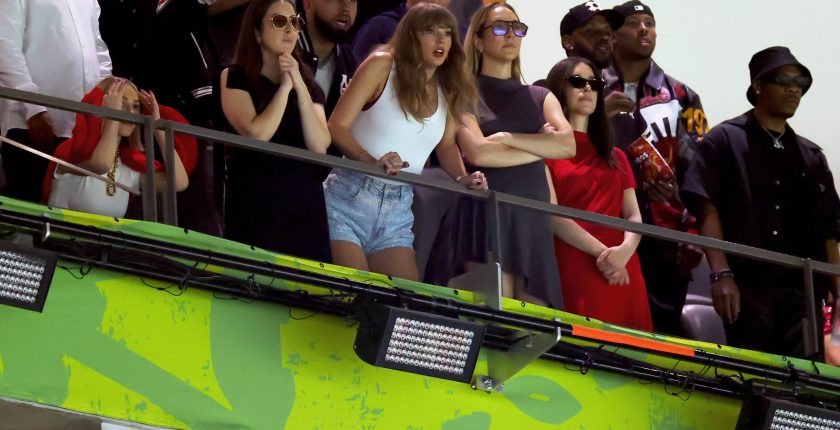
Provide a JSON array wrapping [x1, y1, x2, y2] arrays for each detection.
[[544, 57, 652, 331], [453, 2, 575, 309], [220, 0, 332, 261]]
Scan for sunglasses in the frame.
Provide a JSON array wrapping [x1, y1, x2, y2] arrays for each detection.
[[269, 14, 305, 32], [766, 74, 811, 90], [566, 75, 606, 91], [481, 20, 528, 37]]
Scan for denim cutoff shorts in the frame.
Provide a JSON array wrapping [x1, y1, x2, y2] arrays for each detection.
[[323, 169, 414, 255]]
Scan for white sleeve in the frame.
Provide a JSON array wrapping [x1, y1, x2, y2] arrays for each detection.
[[91, 0, 112, 78], [0, 0, 47, 121]]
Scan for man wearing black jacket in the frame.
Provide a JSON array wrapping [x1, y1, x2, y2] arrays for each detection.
[[682, 47, 840, 358], [604, 0, 708, 336], [299, 0, 359, 118]]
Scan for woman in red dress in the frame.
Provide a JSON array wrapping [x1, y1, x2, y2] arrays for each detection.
[[544, 57, 653, 331]]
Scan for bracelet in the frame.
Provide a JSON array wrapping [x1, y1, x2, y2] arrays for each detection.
[[709, 269, 734, 284], [456, 175, 465, 182]]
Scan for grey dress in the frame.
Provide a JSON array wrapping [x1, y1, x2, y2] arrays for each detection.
[[452, 75, 564, 309]]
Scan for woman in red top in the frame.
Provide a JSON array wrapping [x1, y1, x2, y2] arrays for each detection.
[[544, 57, 653, 331]]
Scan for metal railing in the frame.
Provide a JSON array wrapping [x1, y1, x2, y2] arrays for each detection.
[[2, 85, 838, 356]]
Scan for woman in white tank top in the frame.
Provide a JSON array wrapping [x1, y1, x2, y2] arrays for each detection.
[[325, 4, 487, 280]]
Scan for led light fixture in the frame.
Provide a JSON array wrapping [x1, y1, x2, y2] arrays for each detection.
[[354, 304, 485, 383], [0, 241, 57, 312], [737, 393, 840, 430]]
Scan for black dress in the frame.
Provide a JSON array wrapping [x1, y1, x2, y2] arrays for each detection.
[[457, 75, 563, 309], [223, 66, 331, 262]]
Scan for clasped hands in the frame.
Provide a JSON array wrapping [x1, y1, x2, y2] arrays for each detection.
[[595, 244, 632, 286]]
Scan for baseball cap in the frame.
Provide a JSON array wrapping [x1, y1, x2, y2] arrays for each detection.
[[560, 1, 624, 36], [613, 0, 654, 21]]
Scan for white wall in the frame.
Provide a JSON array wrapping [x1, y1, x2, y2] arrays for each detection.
[[510, 0, 840, 186]]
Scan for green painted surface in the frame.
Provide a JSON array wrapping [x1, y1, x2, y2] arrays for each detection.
[[0, 197, 834, 428]]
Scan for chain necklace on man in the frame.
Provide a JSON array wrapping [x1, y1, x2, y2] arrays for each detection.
[[761, 125, 785, 150]]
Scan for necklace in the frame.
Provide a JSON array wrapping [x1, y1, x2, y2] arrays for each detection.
[[760, 125, 786, 150], [106, 149, 120, 196]]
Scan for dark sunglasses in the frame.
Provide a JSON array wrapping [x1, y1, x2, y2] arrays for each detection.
[[269, 14, 305, 32], [566, 75, 605, 91], [481, 20, 528, 37], [766, 74, 811, 90]]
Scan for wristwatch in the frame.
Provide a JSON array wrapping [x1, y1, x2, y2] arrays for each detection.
[[709, 269, 734, 284]]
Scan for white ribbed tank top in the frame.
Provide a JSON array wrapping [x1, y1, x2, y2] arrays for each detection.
[[351, 68, 446, 182]]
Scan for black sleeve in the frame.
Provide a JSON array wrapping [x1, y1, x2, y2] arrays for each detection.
[[224, 65, 249, 91], [813, 151, 840, 240]]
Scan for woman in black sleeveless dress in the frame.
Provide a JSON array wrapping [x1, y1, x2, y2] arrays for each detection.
[[220, 0, 332, 262], [454, 3, 576, 308]]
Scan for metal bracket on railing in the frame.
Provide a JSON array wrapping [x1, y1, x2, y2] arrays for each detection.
[[802, 258, 820, 358], [485, 191, 503, 265], [141, 117, 157, 222], [472, 318, 562, 392], [448, 262, 502, 311], [160, 121, 178, 226]]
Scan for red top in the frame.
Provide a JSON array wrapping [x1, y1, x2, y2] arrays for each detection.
[[546, 131, 653, 331], [546, 131, 636, 222]]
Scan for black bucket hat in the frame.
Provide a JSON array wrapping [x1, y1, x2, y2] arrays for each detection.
[[560, 2, 624, 36], [746, 46, 812, 106]]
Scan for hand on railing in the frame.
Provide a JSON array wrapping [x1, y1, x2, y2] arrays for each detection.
[[457, 171, 488, 191], [377, 151, 408, 176]]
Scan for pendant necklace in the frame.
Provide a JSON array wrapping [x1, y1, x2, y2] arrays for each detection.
[[761, 125, 785, 150]]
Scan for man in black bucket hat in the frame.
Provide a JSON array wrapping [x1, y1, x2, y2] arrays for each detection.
[[682, 46, 840, 359]]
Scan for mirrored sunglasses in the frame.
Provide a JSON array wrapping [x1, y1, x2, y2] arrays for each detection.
[[482, 20, 528, 37], [270, 14, 305, 32], [767, 74, 811, 90], [566, 75, 606, 91]]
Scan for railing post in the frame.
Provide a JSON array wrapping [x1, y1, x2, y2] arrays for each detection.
[[142, 116, 157, 222], [160, 122, 178, 226], [485, 191, 502, 266], [803, 258, 820, 358]]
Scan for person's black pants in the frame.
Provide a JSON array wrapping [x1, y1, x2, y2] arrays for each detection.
[[1, 129, 63, 203], [726, 275, 815, 359], [637, 236, 691, 336]]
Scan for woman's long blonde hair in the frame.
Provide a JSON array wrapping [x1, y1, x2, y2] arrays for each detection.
[[385, 3, 477, 122], [464, 2, 524, 82]]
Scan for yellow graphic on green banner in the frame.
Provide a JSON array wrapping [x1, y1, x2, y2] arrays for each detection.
[[97, 277, 232, 410], [62, 356, 188, 428]]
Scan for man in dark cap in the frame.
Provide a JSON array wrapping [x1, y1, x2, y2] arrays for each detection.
[[603, 0, 708, 337], [681, 47, 840, 358], [559, 1, 623, 69]]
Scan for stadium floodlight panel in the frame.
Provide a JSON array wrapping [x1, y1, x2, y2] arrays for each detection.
[[0, 241, 57, 313], [737, 393, 840, 430], [354, 304, 485, 383]]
